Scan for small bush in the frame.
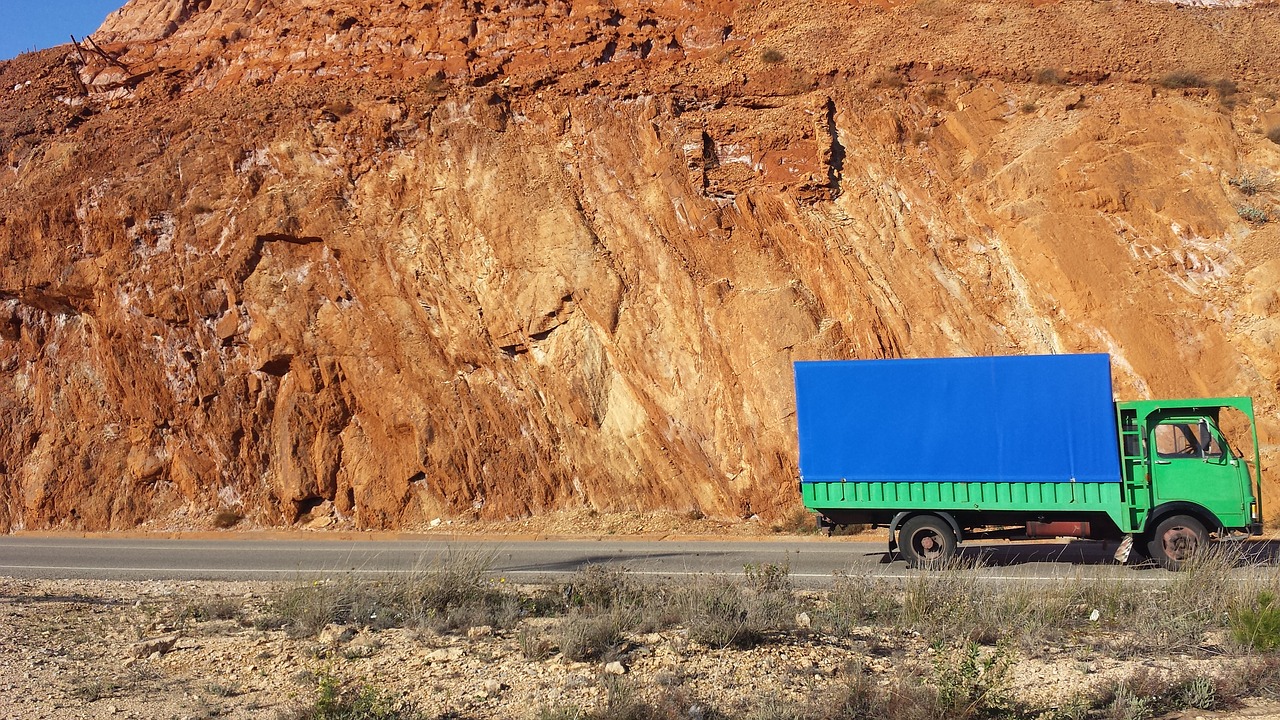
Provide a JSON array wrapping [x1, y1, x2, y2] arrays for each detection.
[[284, 672, 423, 720], [871, 70, 906, 89], [262, 551, 524, 637], [1267, 125, 1280, 145], [180, 596, 245, 623], [760, 48, 785, 64], [1020, 101, 1038, 114], [1231, 591, 1280, 651], [518, 625, 555, 660], [1229, 173, 1264, 196], [815, 573, 900, 636], [1034, 68, 1063, 85], [1176, 676, 1221, 710], [564, 566, 648, 613], [771, 506, 820, 534], [557, 609, 628, 661], [1238, 206, 1269, 224], [1159, 71, 1208, 89], [212, 509, 243, 528], [932, 642, 1013, 719]]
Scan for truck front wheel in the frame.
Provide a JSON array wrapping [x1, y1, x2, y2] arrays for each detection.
[[899, 515, 957, 569], [1147, 514, 1208, 571]]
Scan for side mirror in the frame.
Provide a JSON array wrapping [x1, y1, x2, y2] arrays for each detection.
[[1198, 419, 1211, 453]]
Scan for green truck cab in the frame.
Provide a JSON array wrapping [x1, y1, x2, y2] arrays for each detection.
[[795, 355, 1263, 570]]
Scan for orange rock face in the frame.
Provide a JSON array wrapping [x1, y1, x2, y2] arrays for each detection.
[[1, 0, 1278, 531]]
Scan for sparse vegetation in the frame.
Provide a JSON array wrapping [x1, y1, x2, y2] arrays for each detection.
[[1267, 125, 1280, 145], [213, 508, 244, 528], [259, 551, 535, 637], [1034, 67, 1063, 85], [1020, 101, 1037, 114], [20, 546, 1280, 718], [1229, 173, 1265, 196], [1232, 591, 1280, 651], [1159, 71, 1208, 89], [871, 70, 907, 88], [760, 48, 785, 64], [283, 672, 424, 720], [1238, 205, 1269, 224]]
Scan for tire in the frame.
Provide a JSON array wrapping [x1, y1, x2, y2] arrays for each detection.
[[1146, 514, 1208, 571], [898, 515, 957, 569]]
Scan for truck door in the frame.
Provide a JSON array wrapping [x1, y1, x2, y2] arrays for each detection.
[[1149, 418, 1247, 528]]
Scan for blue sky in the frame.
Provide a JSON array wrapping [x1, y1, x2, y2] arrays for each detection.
[[0, 1, 127, 61]]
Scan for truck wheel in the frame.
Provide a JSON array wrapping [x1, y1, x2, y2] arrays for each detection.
[[899, 515, 956, 569], [1146, 514, 1207, 571]]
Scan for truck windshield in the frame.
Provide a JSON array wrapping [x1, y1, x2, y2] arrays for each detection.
[[1155, 421, 1223, 458]]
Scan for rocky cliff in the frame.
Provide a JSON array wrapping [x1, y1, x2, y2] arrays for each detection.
[[1, 0, 1278, 531]]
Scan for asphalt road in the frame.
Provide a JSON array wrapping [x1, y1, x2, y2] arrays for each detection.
[[6, 534, 1272, 585]]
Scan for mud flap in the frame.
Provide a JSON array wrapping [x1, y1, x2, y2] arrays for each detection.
[[1113, 534, 1134, 564]]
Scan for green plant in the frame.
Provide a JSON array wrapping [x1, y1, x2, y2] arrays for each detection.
[[285, 672, 423, 720], [932, 642, 1012, 719], [1108, 684, 1155, 720], [1231, 591, 1280, 651], [1176, 676, 1220, 710], [1229, 173, 1264, 196], [1020, 101, 1037, 114], [1238, 206, 1269, 223]]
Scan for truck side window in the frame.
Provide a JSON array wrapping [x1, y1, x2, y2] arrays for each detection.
[[1155, 421, 1223, 458]]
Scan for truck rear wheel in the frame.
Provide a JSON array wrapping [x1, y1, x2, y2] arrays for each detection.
[[899, 515, 956, 569], [1146, 514, 1207, 571]]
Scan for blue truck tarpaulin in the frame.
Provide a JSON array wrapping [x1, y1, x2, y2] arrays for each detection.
[[794, 354, 1124, 483]]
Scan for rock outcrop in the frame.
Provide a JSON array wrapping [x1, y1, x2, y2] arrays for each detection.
[[0, 0, 1278, 530]]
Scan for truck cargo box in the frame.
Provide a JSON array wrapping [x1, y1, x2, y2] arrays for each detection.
[[794, 354, 1123, 484]]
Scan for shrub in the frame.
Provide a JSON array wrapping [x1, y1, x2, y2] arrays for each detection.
[[1231, 591, 1280, 651], [760, 48, 785, 64], [1238, 206, 1269, 224], [1267, 125, 1280, 145], [261, 551, 525, 637], [1159, 71, 1208, 89], [284, 672, 423, 720], [518, 625, 555, 660], [557, 609, 628, 661], [564, 565, 648, 614], [212, 509, 243, 528], [1229, 173, 1263, 196], [1034, 67, 1063, 85], [815, 573, 900, 636], [932, 642, 1013, 719]]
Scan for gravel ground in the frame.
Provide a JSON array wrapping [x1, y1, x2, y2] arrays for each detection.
[[4, 575, 1280, 720]]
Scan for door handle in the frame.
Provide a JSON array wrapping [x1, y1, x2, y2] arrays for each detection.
[[1154, 460, 1171, 465]]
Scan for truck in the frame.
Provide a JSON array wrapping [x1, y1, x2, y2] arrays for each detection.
[[794, 353, 1263, 570]]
